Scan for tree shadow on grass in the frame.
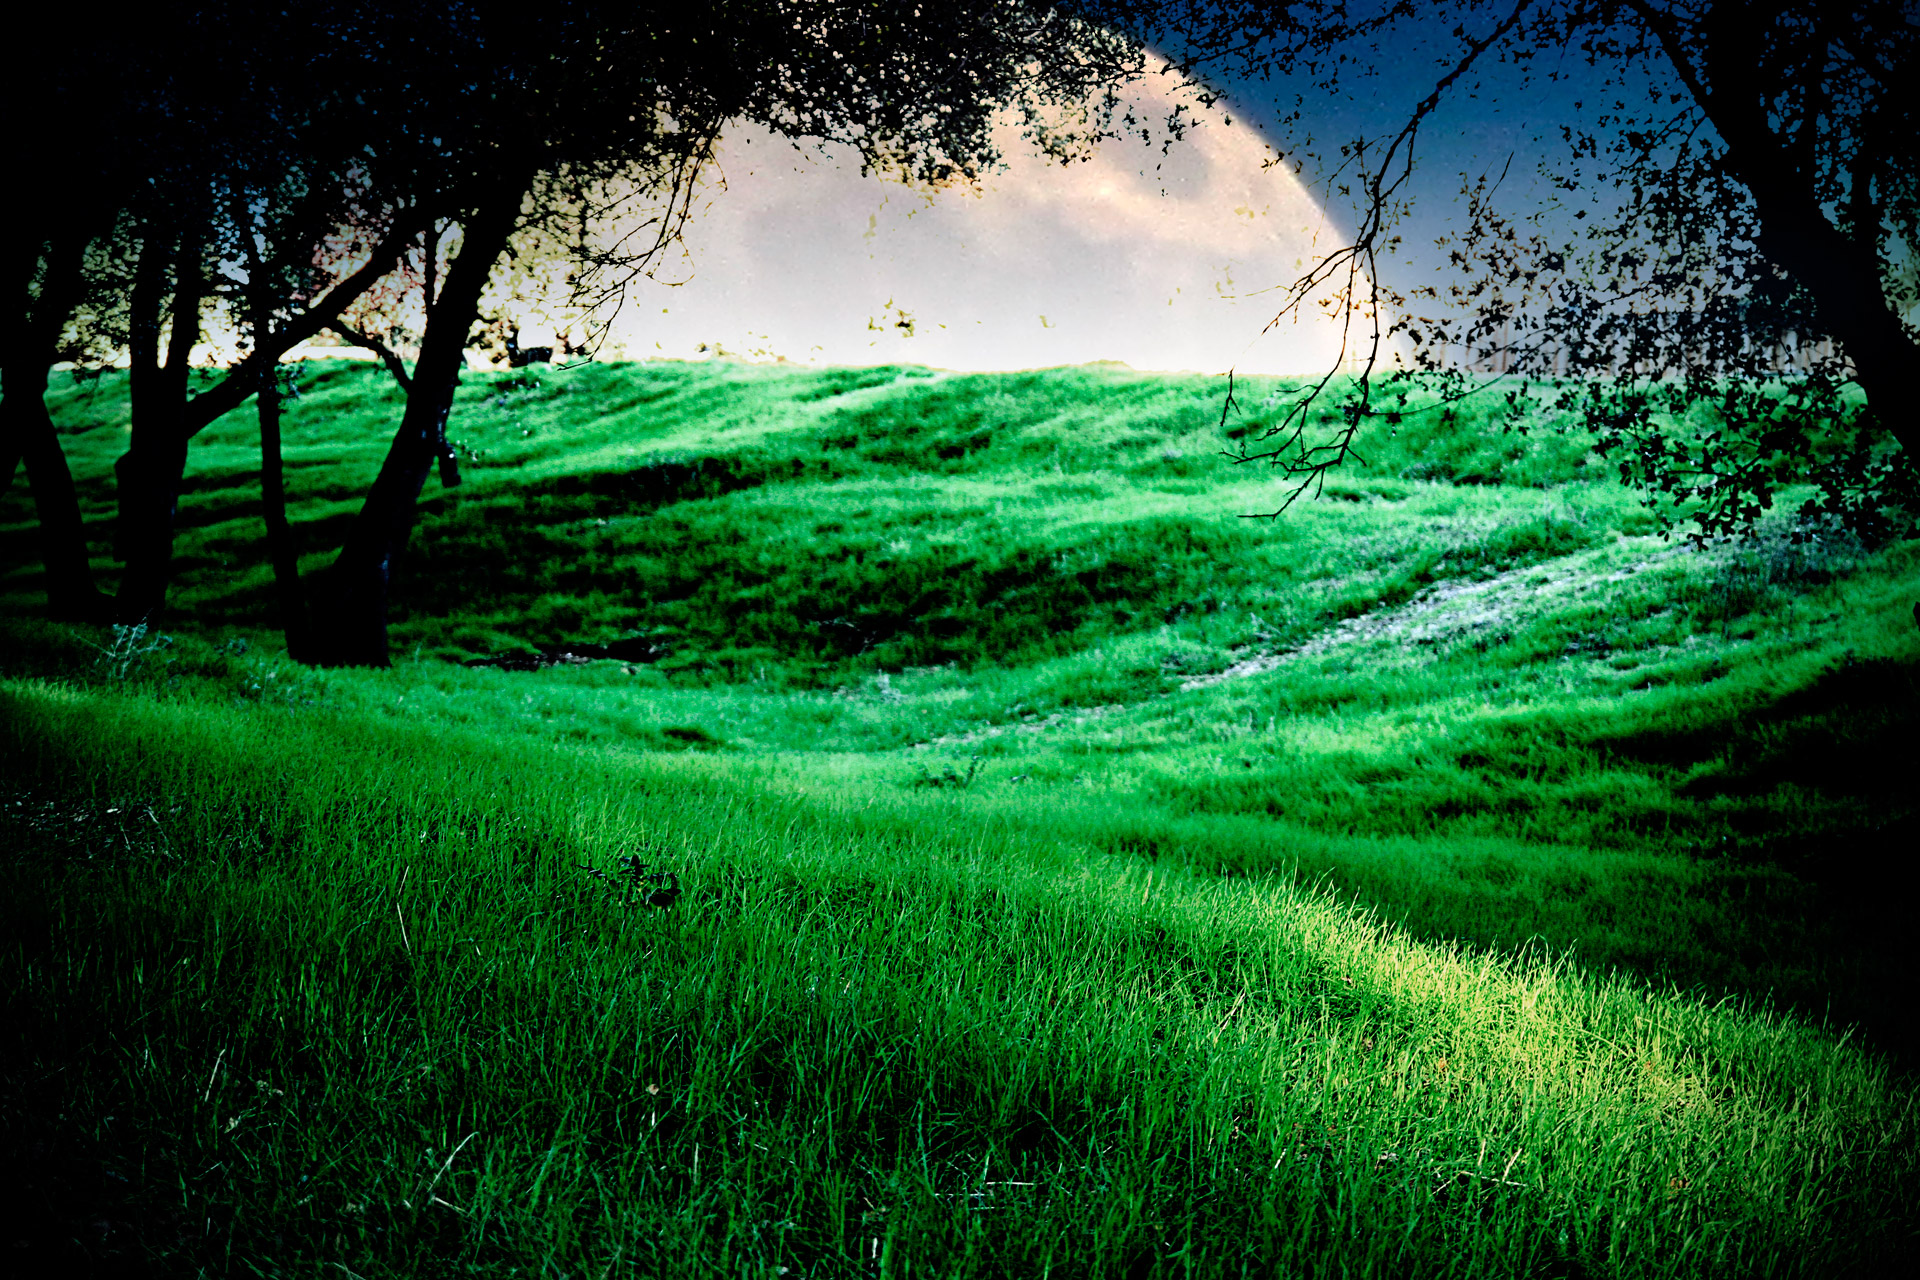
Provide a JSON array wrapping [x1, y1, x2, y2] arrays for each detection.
[[1589, 654, 1917, 1061]]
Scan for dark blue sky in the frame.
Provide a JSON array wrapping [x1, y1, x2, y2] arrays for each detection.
[[1174, 9, 1666, 305]]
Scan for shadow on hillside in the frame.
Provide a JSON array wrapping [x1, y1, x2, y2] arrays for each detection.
[[1593, 654, 1917, 1063], [1603, 656, 1915, 804], [1607, 655, 1915, 861]]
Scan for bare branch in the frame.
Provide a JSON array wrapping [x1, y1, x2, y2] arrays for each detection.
[[182, 206, 429, 438], [1226, 0, 1537, 514], [326, 320, 414, 392]]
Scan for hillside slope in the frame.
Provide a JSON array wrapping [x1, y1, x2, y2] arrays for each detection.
[[6, 359, 1916, 1028], [3, 359, 1916, 1275]]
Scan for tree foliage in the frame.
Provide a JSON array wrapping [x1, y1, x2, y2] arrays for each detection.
[[4, 1, 1157, 663], [1093, 0, 1918, 540]]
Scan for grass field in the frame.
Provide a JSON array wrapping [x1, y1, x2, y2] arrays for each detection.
[[2, 357, 1915, 1277]]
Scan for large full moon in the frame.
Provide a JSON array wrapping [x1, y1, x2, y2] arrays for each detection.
[[603, 66, 1381, 376]]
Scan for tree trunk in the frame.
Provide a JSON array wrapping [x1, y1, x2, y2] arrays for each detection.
[[1692, 6, 1920, 462], [305, 181, 526, 667], [1, 236, 36, 495], [1, 367, 109, 620], [1729, 164, 1920, 460], [101, 211, 431, 628], [2, 228, 109, 618], [114, 232, 203, 625], [257, 366, 310, 658]]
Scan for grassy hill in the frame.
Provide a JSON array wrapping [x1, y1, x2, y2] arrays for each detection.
[[2, 358, 1915, 1277]]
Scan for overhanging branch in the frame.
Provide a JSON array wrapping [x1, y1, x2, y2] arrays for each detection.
[[181, 206, 432, 438]]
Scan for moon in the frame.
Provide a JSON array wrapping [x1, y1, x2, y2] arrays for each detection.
[[602, 65, 1383, 376]]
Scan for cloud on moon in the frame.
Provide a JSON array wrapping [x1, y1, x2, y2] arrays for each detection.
[[607, 65, 1389, 375]]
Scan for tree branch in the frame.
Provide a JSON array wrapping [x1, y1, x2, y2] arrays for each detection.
[[181, 206, 431, 438], [1229, 0, 1537, 513], [326, 321, 414, 392]]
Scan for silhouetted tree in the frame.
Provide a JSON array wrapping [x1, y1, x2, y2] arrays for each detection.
[[0, 54, 121, 621], [1092, 0, 1917, 538], [8, 2, 1158, 661], [1, 4, 436, 625], [300, 0, 1155, 667]]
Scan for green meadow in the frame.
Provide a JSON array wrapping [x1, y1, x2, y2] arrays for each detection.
[[2, 357, 1915, 1277]]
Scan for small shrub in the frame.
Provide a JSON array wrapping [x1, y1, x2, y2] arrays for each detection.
[[574, 854, 682, 908], [912, 756, 983, 789], [87, 623, 173, 682]]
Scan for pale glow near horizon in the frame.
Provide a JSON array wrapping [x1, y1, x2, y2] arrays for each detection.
[[599, 67, 1393, 377]]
